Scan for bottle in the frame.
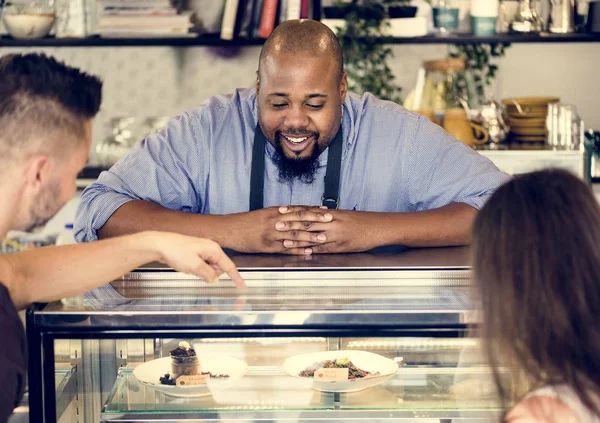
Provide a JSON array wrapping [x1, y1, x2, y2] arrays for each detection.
[[56, 224, 76, 246], [432, 0, 460, 34]]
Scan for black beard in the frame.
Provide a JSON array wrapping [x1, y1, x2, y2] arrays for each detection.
[[273, 131, 322, 184]]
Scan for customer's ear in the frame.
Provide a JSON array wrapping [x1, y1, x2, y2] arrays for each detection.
[[23, 154, 50, 194]]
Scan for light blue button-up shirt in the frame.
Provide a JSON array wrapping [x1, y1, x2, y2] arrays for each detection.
[[75, 88, 510, 242]]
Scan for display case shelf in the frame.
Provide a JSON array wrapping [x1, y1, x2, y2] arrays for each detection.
[[101, 366, 504, 421]]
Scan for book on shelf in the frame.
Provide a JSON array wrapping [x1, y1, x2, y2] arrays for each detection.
[[251, 0, 265, 38], [99, 0, 173, 7], [300, 0, 309, 19], [97, 13, 192, 26], [237, 0, 258, 38], [286, 0, 301, 21], [278, 0, 287, 25], [220, 0, 241, 40], [258, 0, 278, 39], [96, 0, 192, 37]]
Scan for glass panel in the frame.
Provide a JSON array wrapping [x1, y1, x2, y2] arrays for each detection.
[[51, 336, 515, 421], [38, 283, 474, 330]]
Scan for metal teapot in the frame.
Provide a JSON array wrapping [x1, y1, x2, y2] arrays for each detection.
[[456, 97, 509, 145]]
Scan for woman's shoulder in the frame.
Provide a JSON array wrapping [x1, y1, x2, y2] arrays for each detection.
[[506, 395, 580, 423]]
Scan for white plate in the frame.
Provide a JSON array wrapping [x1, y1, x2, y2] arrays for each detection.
[[283, 350, 399, 393], [133, 356, 248, 397]]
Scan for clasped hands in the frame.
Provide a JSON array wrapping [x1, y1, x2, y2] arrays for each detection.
[[238, 206, 376, 255]]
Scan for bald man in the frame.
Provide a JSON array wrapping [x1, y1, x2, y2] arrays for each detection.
[[76, 20, 510, 254]]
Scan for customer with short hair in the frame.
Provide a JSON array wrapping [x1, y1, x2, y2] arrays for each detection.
[[0, 53, 244, 423]]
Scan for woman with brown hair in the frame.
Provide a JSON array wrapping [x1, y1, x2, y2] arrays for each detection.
[[471, 168, 600, 422]]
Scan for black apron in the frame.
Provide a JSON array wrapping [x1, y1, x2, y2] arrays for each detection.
[[249, 125, 343, 211]]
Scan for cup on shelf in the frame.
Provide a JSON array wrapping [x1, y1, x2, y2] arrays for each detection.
[[470, 0, 499, 36], [432, 0, 460, 34]]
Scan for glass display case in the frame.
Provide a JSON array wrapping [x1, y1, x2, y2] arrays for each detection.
[[27, 246, 514, 423]]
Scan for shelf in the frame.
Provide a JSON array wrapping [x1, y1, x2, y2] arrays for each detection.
[[377, 32, 600, 45], [2, 32, 600, 48], [101, 366, 504, 421], [0, 34, 267, 47]]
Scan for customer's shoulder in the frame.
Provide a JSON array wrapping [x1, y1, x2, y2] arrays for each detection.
[[506, 395, 580, 423]]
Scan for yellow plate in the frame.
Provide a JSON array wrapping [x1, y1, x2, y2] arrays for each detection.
[[507, 110, 548, 119], [512, 135, 546, 142], [502, 97, 560, 106], [508, 118, 547, 127], [510, 126, 546, 135]]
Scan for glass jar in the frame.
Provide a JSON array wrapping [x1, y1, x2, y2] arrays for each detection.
[[432, 0, 460, 34], [171, 355, 200, 377], [407, 58, 473, 116], [1, 1, 56, 39]]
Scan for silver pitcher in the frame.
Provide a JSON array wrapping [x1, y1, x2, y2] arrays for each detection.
[[549, 0, 576, 33], [473, 99, 510, 145]]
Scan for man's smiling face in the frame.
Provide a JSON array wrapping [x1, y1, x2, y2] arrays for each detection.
[[257, 52, 347, 182]]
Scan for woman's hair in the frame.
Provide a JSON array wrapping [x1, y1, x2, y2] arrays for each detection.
[[472, 168, 600, 417]]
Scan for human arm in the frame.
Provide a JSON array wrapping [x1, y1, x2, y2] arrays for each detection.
[[274, 203, 475, 254], [99, 201, 334, 254], [0, 231, 245, 311]]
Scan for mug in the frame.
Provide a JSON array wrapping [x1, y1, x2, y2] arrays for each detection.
[[471, 0, 499, 35], [443, 108, 489, 147], [416, 107, 440, 125]]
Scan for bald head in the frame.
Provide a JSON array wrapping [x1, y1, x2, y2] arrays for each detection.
[[258, 19, 344, 83]]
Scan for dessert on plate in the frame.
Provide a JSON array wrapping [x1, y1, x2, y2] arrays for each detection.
[[170, 341, 200, 377]]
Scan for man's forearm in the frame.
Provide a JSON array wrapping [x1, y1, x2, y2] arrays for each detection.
[[0, 232, 162, 310], [374, 203, 477, 247], [98, 200, 235, 247]]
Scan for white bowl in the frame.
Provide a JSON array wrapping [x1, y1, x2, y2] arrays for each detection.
[[283, 350, 399, 393], [132, 356, 248, 398], [322, 17, 428, 38], [2, 13, 55, 39], [382, 17, 429, 37]]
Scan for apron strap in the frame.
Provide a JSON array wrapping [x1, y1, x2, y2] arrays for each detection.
[[249, 125, 266, 212], [249, 125, 343, 211]]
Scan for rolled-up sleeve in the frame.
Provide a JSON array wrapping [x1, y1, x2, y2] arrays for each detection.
[[75, 110, 206, 242], [406, 116, 511, 212]]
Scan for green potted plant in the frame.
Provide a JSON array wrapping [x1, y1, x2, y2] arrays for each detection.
[[448, 42, 510, 107], [333, 0, 405, 103]]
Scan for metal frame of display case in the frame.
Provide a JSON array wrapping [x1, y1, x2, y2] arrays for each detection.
[[27, 247, 494, 423]]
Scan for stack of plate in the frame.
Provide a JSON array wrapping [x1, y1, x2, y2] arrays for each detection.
[[502, 97, 560, 142]]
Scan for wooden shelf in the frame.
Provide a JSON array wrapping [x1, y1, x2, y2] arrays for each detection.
[[1, 32, 600, 48]]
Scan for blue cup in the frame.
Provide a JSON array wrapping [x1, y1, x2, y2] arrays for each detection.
[[433, 7, 460, 32], [471, 16, 497, 36]]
